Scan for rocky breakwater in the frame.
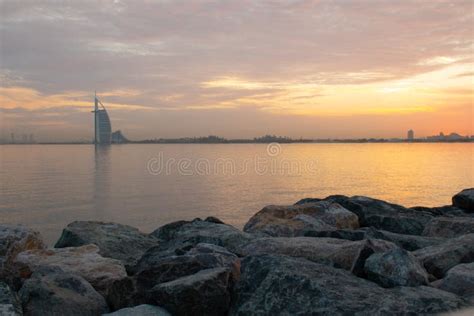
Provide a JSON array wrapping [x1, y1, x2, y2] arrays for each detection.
[[1, 188, 474, 315]]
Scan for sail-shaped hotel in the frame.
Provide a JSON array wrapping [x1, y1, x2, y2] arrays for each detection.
[[92, 93, 112, 144]]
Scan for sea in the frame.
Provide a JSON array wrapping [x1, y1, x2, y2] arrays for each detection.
[[1, 143, 473, 244]]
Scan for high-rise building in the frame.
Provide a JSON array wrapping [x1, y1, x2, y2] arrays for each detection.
[[91, 93, 112, 144], [407, 129, 414, 140]]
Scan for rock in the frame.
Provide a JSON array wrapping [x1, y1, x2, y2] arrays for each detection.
[[240, 236, 396, 276], [230, 255, 466, 315], [106, 277, 140, 311], [0, 304, 17, 316], [364, 248, 429, 287], [55, 221, 158, 270], [0, 225, 45, 282], [422, 217, 474, 238], [204, 216, 225, 224], [12, 244, 127, 300], [109, 243, 240, 311], [0, 282, 21, 316], [19, 266, 108, 316], [435, 263, 474, 299], [243, 201, 359, 237], [305, 227, 446, 251], [363, 228, 446, 251], [103, 304, 170, 316], [411, 205, 474, 217], [453, 189, 474, 212], [148, 267, 233, 316], [150, 218, 253, 256], [413, 234, 474, 278], [303, 228, 368, 240], [297, 195, 433, 235], [133, 243, 239, 294]]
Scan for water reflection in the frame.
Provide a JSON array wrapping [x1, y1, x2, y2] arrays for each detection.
[[93, 145, 111, 219]]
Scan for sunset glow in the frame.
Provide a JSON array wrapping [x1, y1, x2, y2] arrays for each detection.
[[0, 0, 472, 141]]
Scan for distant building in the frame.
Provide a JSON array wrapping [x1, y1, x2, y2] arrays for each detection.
[[426, 132, 469, 141], [407, 129, 414, 140], [111, 130, 129, 144], [92, 93, 112, 144], [445, 133, 466, 141]]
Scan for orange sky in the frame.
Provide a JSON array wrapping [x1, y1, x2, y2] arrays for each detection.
[[0, 1, 473, 141]]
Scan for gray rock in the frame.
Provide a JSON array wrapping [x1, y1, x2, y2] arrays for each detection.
[[0, 304, 17, 316], [103, 304, 170, 316], [133, 243, 239, 293], [230, 255, 466, 315], [363, 228, 446, 251], [422, 217, 474, 238], [243, 201, 359, 237], [453, 188, 474, 212], [435, 263, 474, 299], [0, 282, 21, 316], [413, 234, 474, 278], [364, 248, 429, 287], [55, 221, 158, 270], [19, 266, 108, 316], [240, 236, 397, 276], [105, 277, 142, 311], [12, 244, 127, 301], [150, 218, 253, 256], [411, 205, 474, 217], [148, 267, 233, 316], [304, 228, 368, 240], [297, 195, 433, 235], [305, 227, 446, 251], [0, 225, 45, 284], [109, 243, 240, 311]]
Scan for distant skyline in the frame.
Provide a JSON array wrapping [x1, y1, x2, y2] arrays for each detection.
[[1, 0, 473, 142]]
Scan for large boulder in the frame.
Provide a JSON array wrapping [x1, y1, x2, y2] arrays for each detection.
[[55, 221, 158, 270], [150, 218, 253, 256], [240, 236, 396, 276], [0, 282, 21, 316], [422, 217, 474, 238], [243, 201, 359, 237], [12, 244, 127, 300], [306, 227, 446, 251], [453, 189, 474, 212], [19, 266, 108, 316], [364, 248, 429, 287], [0, 225, 45, 281], [230, 255, 466, 315], [435, 263, 474, 299], [297, 195, 433, 235], [133, 243, 240, 293], [413, 234, 474, 278], [109, 243, 240, 311], [148, 267, 233, 316], [103, 304, 170, 316]]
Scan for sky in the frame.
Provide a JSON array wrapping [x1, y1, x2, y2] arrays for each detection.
[[0, 0, 473, 141]]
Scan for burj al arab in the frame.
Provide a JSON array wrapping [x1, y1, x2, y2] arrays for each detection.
[[91, 93, 112, 145]]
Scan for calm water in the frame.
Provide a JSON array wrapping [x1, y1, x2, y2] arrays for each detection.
[[1, 143, 473, 244]]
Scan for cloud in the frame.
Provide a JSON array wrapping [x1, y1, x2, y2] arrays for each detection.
[[0, 86, 157, 111], [0, 0, 472, 139]]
